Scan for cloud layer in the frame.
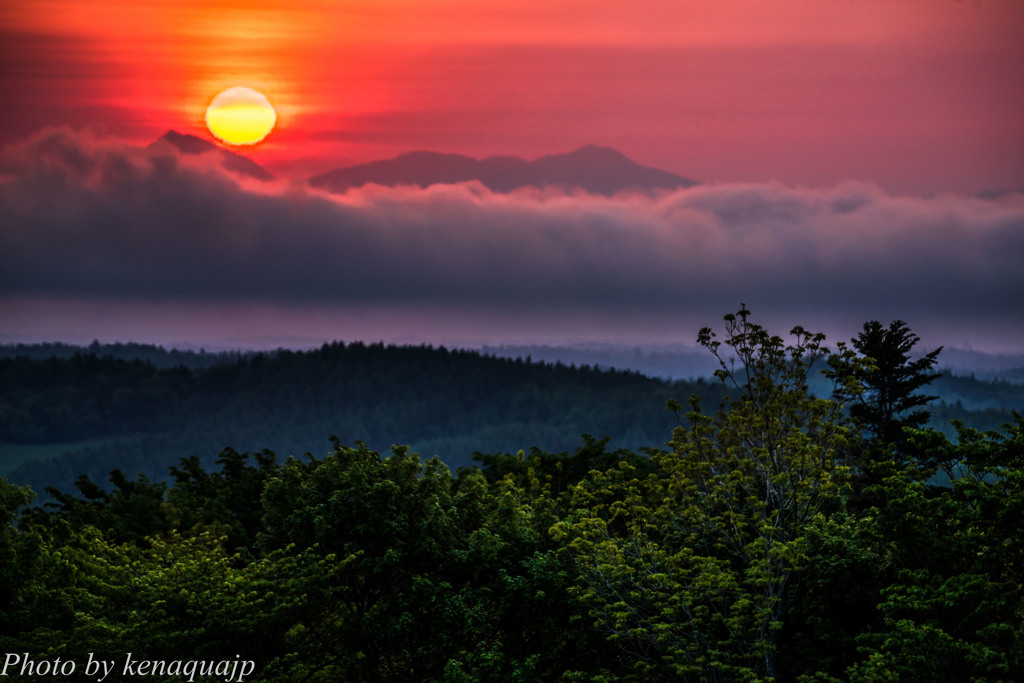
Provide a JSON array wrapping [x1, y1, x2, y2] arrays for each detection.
[[2, 128, 1022, 349]]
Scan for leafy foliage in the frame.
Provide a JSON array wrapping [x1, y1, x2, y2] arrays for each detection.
[[553, 306, 856, 680]]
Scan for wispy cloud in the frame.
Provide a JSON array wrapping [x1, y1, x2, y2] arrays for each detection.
[[2, 128, 1022, 349]]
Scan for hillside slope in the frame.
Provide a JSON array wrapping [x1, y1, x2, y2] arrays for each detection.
[[0, 342, 711, 494]]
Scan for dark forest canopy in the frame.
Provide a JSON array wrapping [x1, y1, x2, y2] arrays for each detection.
[[1, 338, 1020, 498], [0, 341, 716, 495], [2, 310, 1022, 682]]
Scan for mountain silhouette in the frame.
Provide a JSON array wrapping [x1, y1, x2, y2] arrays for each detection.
[[149, 130, 275, 181], [308, 145, 698, 195]]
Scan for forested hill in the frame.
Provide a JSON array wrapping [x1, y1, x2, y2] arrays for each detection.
[[0, 342, 716, 495], [2, 341, 1019, 498]]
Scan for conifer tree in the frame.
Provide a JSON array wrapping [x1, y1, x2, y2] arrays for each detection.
[[847, 320, 942, 452]]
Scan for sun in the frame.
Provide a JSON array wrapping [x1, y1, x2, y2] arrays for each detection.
[[205, 87, 277, 146]]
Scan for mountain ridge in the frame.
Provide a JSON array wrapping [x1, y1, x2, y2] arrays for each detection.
[[147, 131, 698, 194], [308, 144, 699, 195]]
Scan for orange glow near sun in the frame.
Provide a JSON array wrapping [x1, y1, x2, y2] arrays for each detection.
[[205, 87, 277, 146]]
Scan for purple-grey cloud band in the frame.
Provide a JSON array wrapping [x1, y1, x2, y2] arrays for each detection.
[[2, 129, 1022, 345]]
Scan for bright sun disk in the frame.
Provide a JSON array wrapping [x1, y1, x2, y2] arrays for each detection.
[[205, 87, 276, 146]]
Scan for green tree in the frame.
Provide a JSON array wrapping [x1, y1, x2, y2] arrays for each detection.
[[257, 439, 562, 681], [846, 417, 1024, 681], [555, 306, 856, 680], [164, 447, 279, 553], [42, 470, 170, 546]]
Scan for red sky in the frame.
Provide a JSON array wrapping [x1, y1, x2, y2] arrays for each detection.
[[2, 0, 1023, 194]]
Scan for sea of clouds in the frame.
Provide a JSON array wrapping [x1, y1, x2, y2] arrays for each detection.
[[2, 128, 1022, 350]]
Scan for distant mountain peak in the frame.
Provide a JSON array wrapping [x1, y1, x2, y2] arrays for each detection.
[[149, 130, 274, 181], [309, 146, 697, 196]]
